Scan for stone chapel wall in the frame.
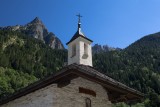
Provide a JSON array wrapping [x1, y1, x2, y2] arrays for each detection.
[[1, 77, 111, 107]]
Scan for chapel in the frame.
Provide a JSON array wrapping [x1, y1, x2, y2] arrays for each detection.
[[0, 15, 143, 107]]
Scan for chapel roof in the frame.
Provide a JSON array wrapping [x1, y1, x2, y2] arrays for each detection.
[[0, 63, 144, 105]]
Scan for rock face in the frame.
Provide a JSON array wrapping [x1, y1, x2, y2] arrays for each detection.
[[24, 17, 47, 42], [92, 44, 121, 54], [0, 17, 64, 49]]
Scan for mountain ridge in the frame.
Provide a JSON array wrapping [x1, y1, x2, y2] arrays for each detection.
[[93, 31, 160, 106], [92, 44, 121, 54], [0, 17, 64, 49], [1, 18, 160, 106]]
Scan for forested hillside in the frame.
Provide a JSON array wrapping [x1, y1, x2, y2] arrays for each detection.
[[1, 29, 160, 106], [93, 32, 160, 107], [0, 30, 67, 99]]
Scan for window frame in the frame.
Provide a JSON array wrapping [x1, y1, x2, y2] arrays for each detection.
[[84, 43, 88, 55], [71, 44, 76, 57]]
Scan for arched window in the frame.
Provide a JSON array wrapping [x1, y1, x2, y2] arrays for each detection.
[[85, 98, 91, 107], [82, 43, 88, 59], [84, 43, 88, 55], [72, 44, 76, 57]]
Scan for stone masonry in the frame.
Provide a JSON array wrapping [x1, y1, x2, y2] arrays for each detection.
[[1, 77, 111, 107]]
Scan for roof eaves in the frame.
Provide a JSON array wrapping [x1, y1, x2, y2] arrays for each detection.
[[66, 35, 93, 45], [0, 64, 144, 105]]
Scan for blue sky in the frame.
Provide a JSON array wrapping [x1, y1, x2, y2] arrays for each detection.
[[1, 0, 160, 48]]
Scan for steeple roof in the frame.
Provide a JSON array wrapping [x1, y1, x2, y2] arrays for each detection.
[[66, 14, 93, 45]]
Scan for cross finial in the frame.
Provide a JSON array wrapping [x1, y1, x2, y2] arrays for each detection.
[[76, 14, 82, 23]]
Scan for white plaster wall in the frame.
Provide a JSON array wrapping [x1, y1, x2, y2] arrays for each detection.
[[67, 37, 92, 66], [68, 39, 80, 65], [79, 39, 92, 66], [1, 77, 111, 107]]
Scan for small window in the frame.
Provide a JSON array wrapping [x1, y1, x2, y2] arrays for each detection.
[[84, 43, 88, 55], [79, 87, 96, 97], [82, 43, 88, 59], [71, 44, 76, 57], [85, 98, 91, 107]]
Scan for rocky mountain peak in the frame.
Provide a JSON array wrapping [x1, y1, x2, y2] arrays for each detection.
[[0, 17, 64, 49], [25, 17, 64, 49], [30, 17, 42, 24], [92, 44, 121, 54]]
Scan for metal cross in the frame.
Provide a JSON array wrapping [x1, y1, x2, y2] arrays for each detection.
[[76, 14, 82, 23]]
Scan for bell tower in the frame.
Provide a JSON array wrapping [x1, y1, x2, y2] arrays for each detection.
[[66, 14, 93, 66]]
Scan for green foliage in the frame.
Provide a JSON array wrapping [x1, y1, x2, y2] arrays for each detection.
[[93, 32, 160, 107], [1, 29, 160, 107], [0, 30, 67, 99], [0, 67, 37, 99]]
